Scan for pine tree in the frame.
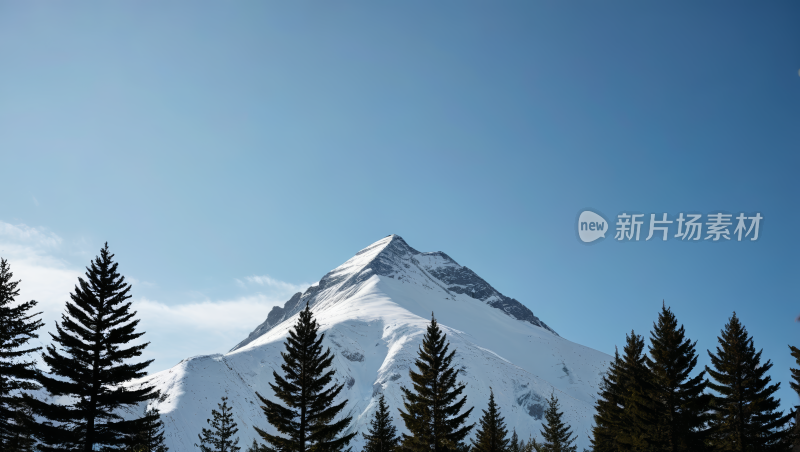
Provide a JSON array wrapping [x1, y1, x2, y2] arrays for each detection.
[[197, 396, 241, 452], [534, 393, 577, 452], [31, 243, 156, 451], [616, 331, 656, 452], [645, 304, 710, 452], [590, 331, 654, 452], [510, 430, 522, 452], [363, 394, 400, 452], [254, 303, 355, 452], [127, 406, 169, 452], [246, 439, 265, 452], [4, 401, 37, 452], [789, 345, 800, 449], [399, 313, 474, 452], [0, 258, 43, 449], [706, 312, 792, 451], [471, 389, 510, 452], [590, 349, 624, 452]]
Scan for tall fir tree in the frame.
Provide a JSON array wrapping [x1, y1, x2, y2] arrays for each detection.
[[590, 348, 625, 452], [789, 345, 800, 449], [645, 304, 710, 452], [706, 312, 792, 451], [4, 402, 37, 452], [534, 393, 577, 452], [197, 397, 241, 452], [399, 313, 474, 452], [31, 243, 156, 451], [127, 406, 169, 452], [471, 389, 510, 452], [591, 331, 654, 452], [254, 303, 355, 452], [510, 430, 522, 452], [616, 331, 657, 452], [0, 258, 43, 449], [245, 439, 265, 452], [362, 394, 400, 452]]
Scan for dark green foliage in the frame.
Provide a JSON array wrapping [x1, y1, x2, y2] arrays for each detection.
[[254, 303, 355, 452], [591, 332, 653, 452], [645, 304, 710, 452], [790, 345, 800, 449], [3, 402, 37, 452], [0, 258, 43, 449], [399, 313, 474, 452], [127, 406, 169, 452], [363, 394, 399, 452], [706, 312, 792, 451], [534, 393, 576, 452], [509, 430, 522, 452], [197, 396, 241, 452], [790, 345, 800, 401], [471, 389, 510, 452], [245, 439, 266, 452], [615, 331, 656, 452], [32, 244, 156, 451], [590, 348, 624, 452]]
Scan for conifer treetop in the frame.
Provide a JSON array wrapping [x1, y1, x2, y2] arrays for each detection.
[[706, 312, 792, 450], [471, 388, 510, 452], [32, 243, 156, 451], [254, 303, 355, 452], [363, 394, 400, 452], [538, 393, 577, 452], [399, 313, 474, 452], [0, 257, 43, 449], [646, 303, 710, 452], [197, 396, 241, 452]]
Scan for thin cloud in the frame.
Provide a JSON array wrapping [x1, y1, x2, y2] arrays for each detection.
[[0, 221, 62, 249], [136, 295, 283, 332], [237, 274, 309, 294], [0, 219, 306, 373]]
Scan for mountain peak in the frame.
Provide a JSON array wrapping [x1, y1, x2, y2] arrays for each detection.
[[231, 235, 556, 352], [135, 235, 608, 452]]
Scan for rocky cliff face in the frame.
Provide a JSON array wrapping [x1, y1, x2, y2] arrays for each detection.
[[232, 235, 555, 352]]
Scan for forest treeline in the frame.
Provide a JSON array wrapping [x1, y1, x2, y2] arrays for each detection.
[[1, 244, 799, 451]]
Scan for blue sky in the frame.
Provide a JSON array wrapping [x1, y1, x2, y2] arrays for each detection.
[[1, 1, 799, 411]]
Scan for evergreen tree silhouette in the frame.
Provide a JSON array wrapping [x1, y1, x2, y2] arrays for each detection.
[[127, 406, 169, 452], [591, 331, 653, 452], [646, 304, 710, 452], [363, 394, 400, 452], [0, 258, 42, 450], [197, 396, 241, 452], [32, 243, 156, 451], [399, 313, 474, 452], [471, 389, 510, 452], [245, 438, 266, 452], [535, 393, 577, 452], [616, 331, 656, 452], [590, 348, 624, 452], [509, 429, 522, 452], [789, 344, 800, 448], [254, 303, 355, 452], [706, 312, 792, 451]]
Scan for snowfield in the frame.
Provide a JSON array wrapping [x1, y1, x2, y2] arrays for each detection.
[[124, 235, 611, 450]]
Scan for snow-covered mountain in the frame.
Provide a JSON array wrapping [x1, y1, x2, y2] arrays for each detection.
[[127, 235, 611, 450]]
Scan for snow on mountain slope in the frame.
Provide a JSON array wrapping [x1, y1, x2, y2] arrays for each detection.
[[126, 235, 611, 451]]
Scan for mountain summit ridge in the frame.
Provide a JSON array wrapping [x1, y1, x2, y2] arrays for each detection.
[[128, 234, 610, 452], [232, 234, 556, 352]]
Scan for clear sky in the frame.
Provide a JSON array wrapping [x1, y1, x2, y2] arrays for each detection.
[[1, 1, 799, 412]]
